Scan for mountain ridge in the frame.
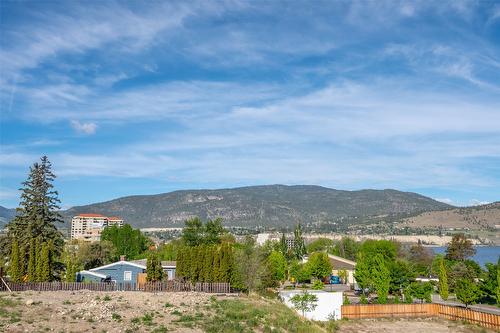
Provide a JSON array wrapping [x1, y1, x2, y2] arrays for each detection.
[[59, 184, 452, 229]]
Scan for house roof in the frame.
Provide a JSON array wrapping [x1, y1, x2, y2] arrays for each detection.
[[328, 254, 356, 270], [79, 270, 107, 279], [89, 260, 147, 271], [75, 213, 106, 218], [108, 216, 122, 220], [130, 259, 176, 268]]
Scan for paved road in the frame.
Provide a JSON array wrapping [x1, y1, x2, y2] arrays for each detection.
[[432, 294, 500, 315]]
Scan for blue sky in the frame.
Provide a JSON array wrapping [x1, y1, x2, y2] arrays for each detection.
[[1, 0, 500, 208]]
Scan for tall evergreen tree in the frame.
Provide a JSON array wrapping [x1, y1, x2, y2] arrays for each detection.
[[212, 246, 221, 282], [27, 238, 36, 282], [280, 233, 288, 257], [19, 245, 26, 279], [9, 239, 22, 282], [35, 237, 43, 281], [7, 157, 64, 279], [293, 224, 307, 260], [438, 257, 449, 301], [40, 242, 50, 281], [202, 246, 214, 282], [146, 252, 163, 282]]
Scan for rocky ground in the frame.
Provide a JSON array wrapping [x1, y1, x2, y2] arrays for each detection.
[[0, 291, 495, 333], [1, 290, 212, 333]]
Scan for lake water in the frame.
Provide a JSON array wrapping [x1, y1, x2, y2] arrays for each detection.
[[430, 246, 500, 267]]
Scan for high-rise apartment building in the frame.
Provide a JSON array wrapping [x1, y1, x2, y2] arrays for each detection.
[[70, 214, 124, 241]]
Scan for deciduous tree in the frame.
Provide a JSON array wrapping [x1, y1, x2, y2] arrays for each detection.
[[455, 278, 481, 308], [290, 291, 318, 317], [445, 233, 475, 261], [306, 252, 332, 280]]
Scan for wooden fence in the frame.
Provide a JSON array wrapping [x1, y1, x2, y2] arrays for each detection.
[[341, 303, 433, 319], [341, 304, 500, 330], [2, 281, 231, 293], [434, 303, 500, 331]]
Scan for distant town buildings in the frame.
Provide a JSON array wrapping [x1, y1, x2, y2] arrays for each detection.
[[70, 214, 124, 241]]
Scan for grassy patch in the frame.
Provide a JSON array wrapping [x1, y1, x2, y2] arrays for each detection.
[[0, 296, 22, 326], [141, 312, 154, 326], [201, 296, 325, 333], [103, 295, 112, 301], [112, 313, 122, 321]]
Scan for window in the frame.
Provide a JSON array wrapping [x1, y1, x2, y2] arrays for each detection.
[[124, 271, 132, 281]]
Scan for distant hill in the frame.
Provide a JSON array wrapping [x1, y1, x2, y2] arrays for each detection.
[[0, 205, 16, 228], [401, 202, 500, 231], [62, 185, 452, 229]]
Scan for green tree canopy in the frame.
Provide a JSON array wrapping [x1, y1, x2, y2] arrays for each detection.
[[306, 238, 334, 253], [371, 254, 391, 304], [455, 278, 482, 308], [333, 237, 360, 261], [407, 282, 433, 303], [181, 217, 227, 246], [8, 156, 64, 254], [146, 252, 164, 282], [101, 224, 149, 260], [305, 252, 332, 280], [445, 233, 476, 261], [292, 224, 307, 260], [267, 250, 287, 283], [438, 256, 449, 301], [290, 291, 318, 317]]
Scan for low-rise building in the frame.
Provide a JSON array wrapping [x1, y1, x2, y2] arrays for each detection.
[[328, 254, 356, 285], [76, 258, 176, 283]]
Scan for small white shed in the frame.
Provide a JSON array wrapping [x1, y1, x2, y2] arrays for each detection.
[[279, 290, 343, 321]]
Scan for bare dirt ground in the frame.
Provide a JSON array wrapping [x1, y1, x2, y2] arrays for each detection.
[[0, 291, 496, 333], [336, 317, 493, 333], [1, 290, 212, 333]]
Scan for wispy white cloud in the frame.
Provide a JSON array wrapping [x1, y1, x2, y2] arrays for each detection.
[[469, 199, 490, 206], [435, 198, 454, 205], [70, 120, 97, 135]]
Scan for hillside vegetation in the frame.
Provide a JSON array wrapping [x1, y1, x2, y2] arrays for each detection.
[[401, 202, 500, 231], [61, 185, 451, 229]]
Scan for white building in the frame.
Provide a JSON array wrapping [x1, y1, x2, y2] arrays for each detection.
[[280, 290, 343, 321], [71, 214, 124, 241]]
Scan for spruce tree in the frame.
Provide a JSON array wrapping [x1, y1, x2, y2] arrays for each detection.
[[27, 238, 36, 282], [7, 156, 64, 279], [40, 242, 50, 281], [438, 257, 449, 301], [9, 239, 22, 283]]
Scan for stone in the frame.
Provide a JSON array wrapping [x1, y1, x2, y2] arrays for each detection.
[[25, 299, 34, 306]]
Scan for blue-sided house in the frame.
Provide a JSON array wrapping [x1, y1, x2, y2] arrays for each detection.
[[76, 259, 176, 283]]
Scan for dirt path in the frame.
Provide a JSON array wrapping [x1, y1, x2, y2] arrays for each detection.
[[336, 317, 494, 333]]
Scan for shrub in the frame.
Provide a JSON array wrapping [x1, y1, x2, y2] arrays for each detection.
[[312, 280, 324, 290]]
